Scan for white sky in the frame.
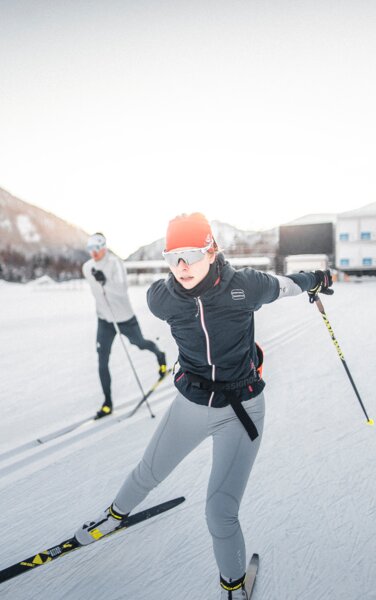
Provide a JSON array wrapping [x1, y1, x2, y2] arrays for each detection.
[[1, 0, 376, 257]]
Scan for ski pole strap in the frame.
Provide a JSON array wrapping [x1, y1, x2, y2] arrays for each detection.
[[185, 373, 259, 441]]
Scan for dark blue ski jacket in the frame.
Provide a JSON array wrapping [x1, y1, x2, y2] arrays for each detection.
[[147, 254, 315, 407]]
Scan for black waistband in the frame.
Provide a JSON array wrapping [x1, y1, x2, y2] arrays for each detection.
[[185, 371, 257, 392]]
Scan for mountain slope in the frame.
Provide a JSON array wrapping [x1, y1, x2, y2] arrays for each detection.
[[0, 187, 89, 281], [0, 187, 88, 257]]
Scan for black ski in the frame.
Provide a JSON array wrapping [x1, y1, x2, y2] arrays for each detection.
[[244, 553, 259, 598], [0, 496, 185, 585]]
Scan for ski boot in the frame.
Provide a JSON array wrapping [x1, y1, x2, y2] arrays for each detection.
[[75, 503, 128, 545], [94, 399, 113, 420], [220, 573, 248, 599]]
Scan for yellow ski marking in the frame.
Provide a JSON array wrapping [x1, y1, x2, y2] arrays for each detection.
[[32, 554, 52, 565]]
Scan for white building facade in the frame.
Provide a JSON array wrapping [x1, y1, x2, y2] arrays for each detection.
[[336, 202, 376, 273]]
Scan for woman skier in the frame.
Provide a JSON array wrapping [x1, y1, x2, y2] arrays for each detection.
[[75, 213, 333, 599]]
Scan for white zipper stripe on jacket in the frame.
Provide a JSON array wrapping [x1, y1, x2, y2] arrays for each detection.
[[197, 297, 215, 407]]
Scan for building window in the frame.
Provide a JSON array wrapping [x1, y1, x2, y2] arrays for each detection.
[[360, 231, 371, 241], [339, 233, 349, 241], [362, 257, 372, 266], [340, 258, 350, 266]]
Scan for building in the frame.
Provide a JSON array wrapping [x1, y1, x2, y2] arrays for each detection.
[[285, 254, 329, 274], [336, 202, 376, 275], [277, 218, 336, 274]]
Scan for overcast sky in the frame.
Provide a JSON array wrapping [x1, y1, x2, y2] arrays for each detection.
[[1, 0, 376, 256]]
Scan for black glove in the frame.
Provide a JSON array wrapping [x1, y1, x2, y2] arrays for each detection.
[[308, 269, 334, 303], [91, 268, 106, 286]]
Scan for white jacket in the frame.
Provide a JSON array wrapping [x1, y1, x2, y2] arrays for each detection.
[[82, 252, 134, 323]]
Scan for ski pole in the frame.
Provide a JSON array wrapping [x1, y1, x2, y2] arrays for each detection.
[[313, 294, 373, 425], [95, 276, 155, 419]]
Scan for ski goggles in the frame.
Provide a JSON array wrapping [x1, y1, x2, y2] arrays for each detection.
[[87, 244, 104, 253], [162, 241, 213, 267]]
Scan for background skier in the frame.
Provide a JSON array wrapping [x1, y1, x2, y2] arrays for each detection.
[[83, 232, 166, 418]]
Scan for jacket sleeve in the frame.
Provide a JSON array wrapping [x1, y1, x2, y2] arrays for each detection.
[[272, 272, 317, 299], [147, 280, 169, 321], [243, 268, 317, 308], [285, 271, 317, 291], [243, 268, 280, 310], [103, 257, 129, 298]]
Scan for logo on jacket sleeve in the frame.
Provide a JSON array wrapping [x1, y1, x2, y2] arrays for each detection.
[[231, 289, 246, 300]]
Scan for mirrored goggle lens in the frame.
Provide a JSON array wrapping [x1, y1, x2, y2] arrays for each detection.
[[162, 248, 207, 267], [88, 244, 103, 252]]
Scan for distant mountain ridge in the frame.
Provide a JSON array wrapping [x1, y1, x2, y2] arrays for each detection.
[[0, 187, 88, 255], [127, 220, 279, 261], [2, 184, 363, 281], [0, 187, 89, 281]]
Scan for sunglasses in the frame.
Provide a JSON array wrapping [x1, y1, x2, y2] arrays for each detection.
[[162, 241, 213, 267]]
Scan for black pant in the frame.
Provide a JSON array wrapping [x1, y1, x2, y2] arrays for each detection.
[[96, 317, 162, 403]]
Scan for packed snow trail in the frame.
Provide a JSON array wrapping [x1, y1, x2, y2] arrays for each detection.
[[0, 280, 375, 599]]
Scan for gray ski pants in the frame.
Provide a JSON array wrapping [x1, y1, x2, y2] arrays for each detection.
[[114, 391, 265, 580]]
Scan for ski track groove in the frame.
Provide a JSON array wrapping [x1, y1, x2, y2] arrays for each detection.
[[0, 387, 176, 487]]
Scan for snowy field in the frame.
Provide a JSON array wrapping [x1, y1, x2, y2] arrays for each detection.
[[0, 278, 375, 600]]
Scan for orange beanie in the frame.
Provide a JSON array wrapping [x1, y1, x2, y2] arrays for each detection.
[[165, 213, 213, 251]]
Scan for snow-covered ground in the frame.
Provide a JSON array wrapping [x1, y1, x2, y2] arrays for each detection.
[[0, 278, 375, 600]]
